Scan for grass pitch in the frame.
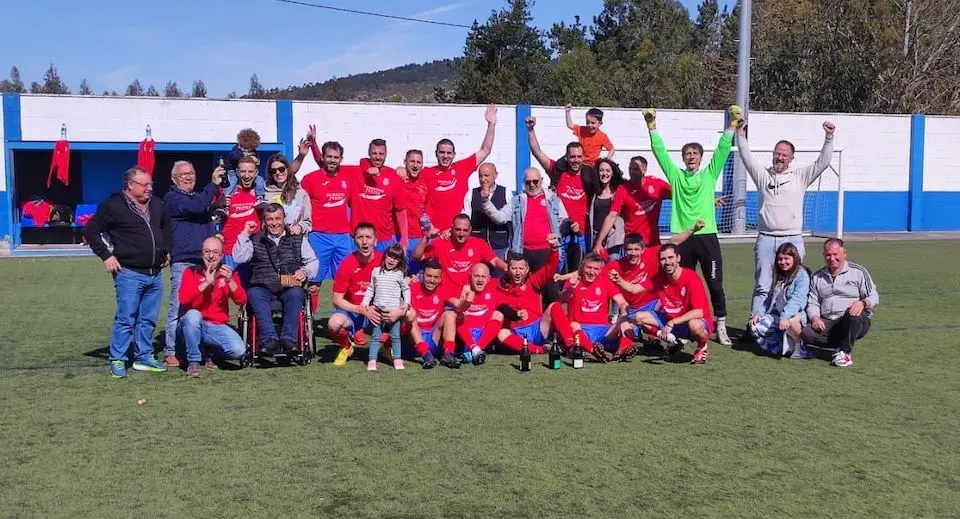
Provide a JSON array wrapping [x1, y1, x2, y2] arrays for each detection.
[[1, 240, 959, 518]]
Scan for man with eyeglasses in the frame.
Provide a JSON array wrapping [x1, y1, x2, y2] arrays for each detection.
[[84, 166, 172, 378], [160, 160, 225, 368], [481, 167, 569, 305]]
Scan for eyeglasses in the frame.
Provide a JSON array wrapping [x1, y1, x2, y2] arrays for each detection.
[[177, 171, 196, 178], [130, 180, 153, 188], [202, 249, 223, 255], [524, 179, 541, 186], [270, 166, 288, 174]]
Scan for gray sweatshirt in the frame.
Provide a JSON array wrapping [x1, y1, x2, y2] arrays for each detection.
[[807, 261, 879, 321], [362, 267, 411, 311], [738, 132, 834, 236]]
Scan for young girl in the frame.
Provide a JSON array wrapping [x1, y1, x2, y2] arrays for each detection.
[[749, 242, 812, 359], [360, 244, 411, 371]]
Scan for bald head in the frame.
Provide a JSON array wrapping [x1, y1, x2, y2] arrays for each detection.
[[478, 162, 498, 192], [469, 262, 491, 291], [201, 236, 224, 269]]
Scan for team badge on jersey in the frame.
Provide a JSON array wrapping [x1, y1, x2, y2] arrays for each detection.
[[467, 248, 474, 258]]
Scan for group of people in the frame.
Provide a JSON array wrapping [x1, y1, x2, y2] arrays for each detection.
[[83, 104, 879, 378]]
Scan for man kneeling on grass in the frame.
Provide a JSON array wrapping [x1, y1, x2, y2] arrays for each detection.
[[800, 238, 879, 368], [177, 237, 247, 377], [612, 243, 714, 364]]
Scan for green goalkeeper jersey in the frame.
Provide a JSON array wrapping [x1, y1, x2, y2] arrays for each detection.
[[649, 130, 734, 235]]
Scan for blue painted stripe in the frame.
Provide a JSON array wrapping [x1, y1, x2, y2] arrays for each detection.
[[515, 104, 531, 194], [6, 141, 286, 152], [2, 92, 21, 141], [915, 192, 960, 231], [276, 99, 294, 160], [908, 114, 925, 231]]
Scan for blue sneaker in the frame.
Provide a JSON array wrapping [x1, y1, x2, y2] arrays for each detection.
[[461, 349, 473, 364], [132, 356, 168, 373], [109, 360, 128, 378]]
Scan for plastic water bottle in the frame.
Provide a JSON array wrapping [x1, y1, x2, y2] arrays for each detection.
[[519, 338, 531, 372], [419, 214, 432, 234]]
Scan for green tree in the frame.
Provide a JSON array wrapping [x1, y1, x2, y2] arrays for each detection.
[[78, 78, 93, 95], [163, 81, 183, 97], [553, 46, 614, 106], [548, 15, 589, 56], [0, 66, 26, 93], [454, 0, 558, 104], [145, 85, 160, 96], [39, 64, 70, 94], [191, 80, 207, 98], [248, 74, 266, 98], [125, 79, 144, 96]]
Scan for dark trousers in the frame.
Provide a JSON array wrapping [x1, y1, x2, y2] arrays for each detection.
[[801, 313, 871, 354], [524, 248, 560, 306], [678, 233, 726, 318], [248, 286, 304, 344]]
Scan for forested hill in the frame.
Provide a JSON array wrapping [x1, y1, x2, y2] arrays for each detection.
[[269, 59, 458, 103]]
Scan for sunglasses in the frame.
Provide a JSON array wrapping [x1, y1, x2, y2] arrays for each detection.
[[270, 166, 288, 174], [524, 179, 541, 186]]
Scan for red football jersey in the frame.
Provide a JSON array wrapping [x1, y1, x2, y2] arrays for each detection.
[[300, 168, 354, 234], [410, 280, 447, 330], [641, 267, 713, 323], [496, 249, 558, 326], [401, 173, 431, 239], [222, 188, 260, 254], [332, 251, 383, 306], [350, 168, 405, 241], [566, 276, 619, 326], [422, 236, 496, 288], [550, 163, 588, 232], [604, 245, 662, 308], [456, 283, 501, 329], [423, 154, 478, 231], [610, 177, 671, 246]]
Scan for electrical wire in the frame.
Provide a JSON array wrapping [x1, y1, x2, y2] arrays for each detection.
[[273, 0, 472, 28]]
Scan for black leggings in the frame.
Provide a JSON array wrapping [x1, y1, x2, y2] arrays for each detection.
[[677, 233, 726, 318]]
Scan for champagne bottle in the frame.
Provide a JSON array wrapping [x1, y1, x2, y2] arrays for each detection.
[[549, 341, 562, 369], [519, 337, 531, 372], [572, 333, 584, 369]]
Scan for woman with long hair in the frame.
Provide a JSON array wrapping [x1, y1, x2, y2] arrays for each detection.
[[587, 158, 626, 259], [749, 242, 812, 358], [263, 153, 311, 235]]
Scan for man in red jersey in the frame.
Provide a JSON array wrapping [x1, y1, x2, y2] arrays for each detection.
[[300, 141, 356, 284], [602, 219, 704, 356], [494, 234, 573, 354], [399, 260, 457, 369], [327, 223, 383, 367], [613, 243, 714, 365], [422, 105, 498, 232], [220, 156, 263, 286], [527, 116, 596, 273], [554, 253, 630, 362], [412, 214, 507, 287], [439, 263, 505, 368], [399, 149, 429, 274], [594, 155, 672, 251], [352, 138, 409, 252]]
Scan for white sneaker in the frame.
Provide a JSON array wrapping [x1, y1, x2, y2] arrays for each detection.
[[831, 351, 853, 368], [715, 319, 732, 346], [366, 360, 377, 371]]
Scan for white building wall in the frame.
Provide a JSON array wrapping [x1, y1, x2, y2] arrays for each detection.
[[18, 96, 278, 143], [292, 102, 518, 193], [922, 116, 960, 191], [745, 112, 911, 192]]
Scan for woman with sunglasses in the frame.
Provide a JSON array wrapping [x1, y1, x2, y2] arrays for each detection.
[[264, 154, 311, 235]]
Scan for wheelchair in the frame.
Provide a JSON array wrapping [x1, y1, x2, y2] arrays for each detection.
[[237, 290, 316, 367]]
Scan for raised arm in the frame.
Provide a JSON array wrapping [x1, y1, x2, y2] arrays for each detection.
[[474, 105, 498, 164], [525, 117, 554, 171], [481, 195, 513, 226], [703, 106, 741, 183], [564, 104, 576, 131], [735, 123, 766, 187], [800, 122, 836, 186], [668, 219, 706, 246], [288, 138, 310, 176], [645, 110, 683, 184]]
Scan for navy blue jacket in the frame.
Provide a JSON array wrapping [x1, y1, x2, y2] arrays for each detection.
[[83, 193, 172, 275], [163, 182, 218, 264]]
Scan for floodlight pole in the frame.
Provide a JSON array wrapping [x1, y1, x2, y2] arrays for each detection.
[[731, 0, 752, 235]]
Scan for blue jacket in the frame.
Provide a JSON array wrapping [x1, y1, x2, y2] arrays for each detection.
[[163, 182, 218, 264], [761, 268, 811, 324], [509, 191, 568, 255]]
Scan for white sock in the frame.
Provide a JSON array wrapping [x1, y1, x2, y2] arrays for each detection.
[[472, 346, 483, 356]]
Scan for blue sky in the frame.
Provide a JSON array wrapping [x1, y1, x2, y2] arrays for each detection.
[[0, 0, 732, 97]]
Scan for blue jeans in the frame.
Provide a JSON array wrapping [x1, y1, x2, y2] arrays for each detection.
[[247, 286, 304, 344], [109, 268, 164, 362], [369, 319, 402, 361], [752, 234, 805, 316], [164, 261, 191, 356], [177, 309, 246, 362]]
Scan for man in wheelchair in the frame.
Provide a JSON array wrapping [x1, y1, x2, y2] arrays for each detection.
[[232, 203, 319, 356]]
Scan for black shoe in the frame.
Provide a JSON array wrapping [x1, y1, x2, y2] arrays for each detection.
[[665, 339, 683, 359], [472, 350, 487, 366], [422, 353, 437, 369], [440, 353, 460, 369], [280, 339, 298, 355], [260, 339, 279, 356]]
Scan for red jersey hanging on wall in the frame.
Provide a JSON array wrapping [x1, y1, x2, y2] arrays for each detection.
[[47, 139, 70, 187], [138, 138, 156, 176]]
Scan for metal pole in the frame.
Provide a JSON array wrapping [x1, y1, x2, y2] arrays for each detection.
[[731, 0, 752, 235]]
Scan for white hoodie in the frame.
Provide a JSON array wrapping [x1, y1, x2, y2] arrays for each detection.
[[738, 132, 834, 236]]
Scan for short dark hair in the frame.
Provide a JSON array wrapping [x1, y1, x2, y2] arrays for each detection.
[[322, 141, 343, 156], [369, 138, 387, 150], [435, 138, 455, 152], [506, 252, 528, 266], [262, 202, 285, 216], [586, 108, 604, 121], [775, 140, 796, 154], [581, 252, 605, 267], [823, 237, 845, 249], [681, 142, 704, 156], [452, 213, 471, 228], [623, 233, 644, 248], [659, 243, 680, 257], [565, 142, 583, 155], [421, 259, 443, 273], [630, 155, 647, 167], [405, 149, 423, 160], [353, 221, 376, 236]]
